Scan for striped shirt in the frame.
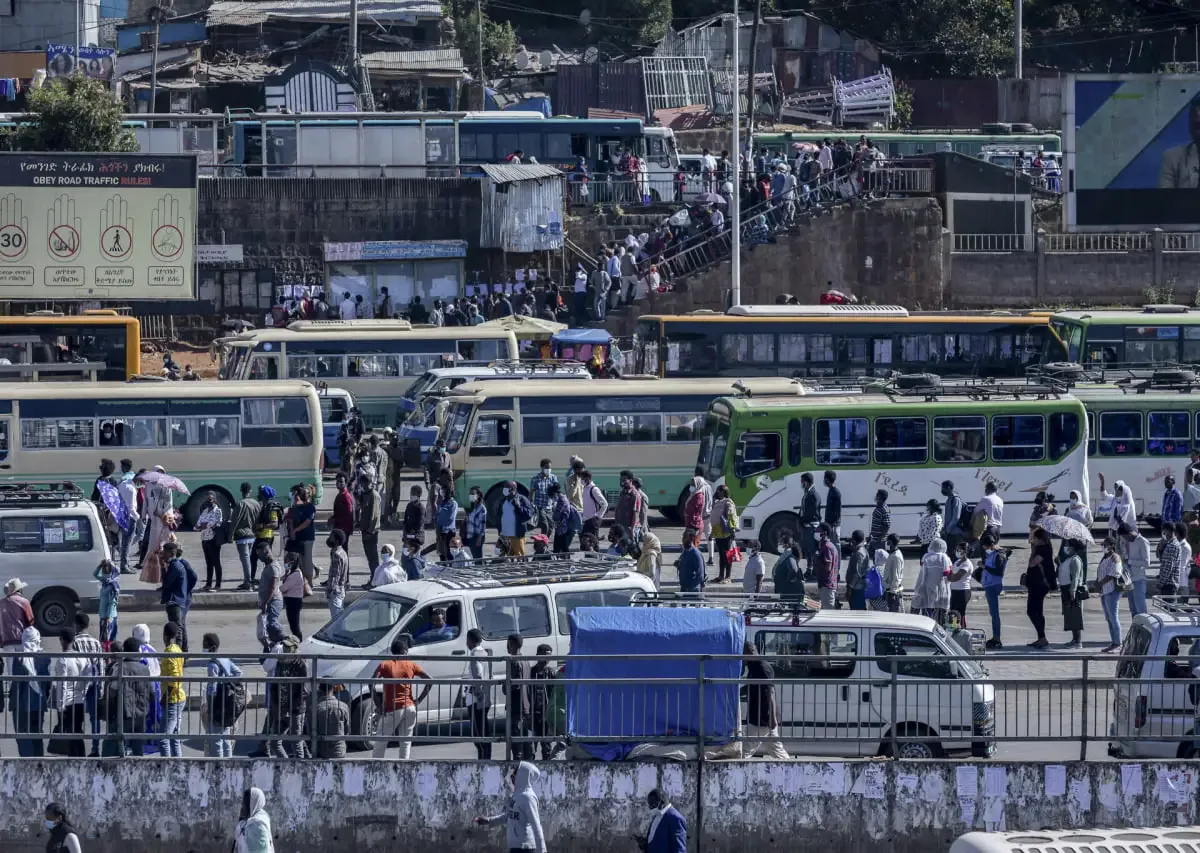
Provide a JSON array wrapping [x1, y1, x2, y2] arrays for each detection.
[[1162, 488, 1184, 525], [870, 504, 891, 540], [70, 631, 104, 678], [1159, 538, 1184, 586]]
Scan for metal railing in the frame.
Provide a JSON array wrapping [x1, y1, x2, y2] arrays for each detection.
[[1, 650, 1197, 761], [1042, 233, 1156, 253], [953, 234, 1030, 253]]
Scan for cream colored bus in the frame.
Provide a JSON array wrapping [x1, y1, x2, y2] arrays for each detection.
[[437, 376, 806, 520], [217, 320, 520, 427], [0, 380, 322, 525]]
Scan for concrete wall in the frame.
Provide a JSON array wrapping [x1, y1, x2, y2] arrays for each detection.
[[948, 236, 1200, 308], [5, 758, 1200, 852], [195, 177, 486, 293]]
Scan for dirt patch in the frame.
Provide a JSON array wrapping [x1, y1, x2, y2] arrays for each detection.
[[141, 346, 221, 379]]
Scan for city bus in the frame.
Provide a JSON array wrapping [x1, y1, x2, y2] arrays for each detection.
[[700, 386, 1088, 551], [950, 827, 1200, 853], [0, 380, 322, 526], [752, 129, 1062, 159], [436, 377, 809, 520], [634, 306, 1053, 379], [0, 310, 141, 381], [1044, 305, 1200, 369], [217, 320, 519, 427]]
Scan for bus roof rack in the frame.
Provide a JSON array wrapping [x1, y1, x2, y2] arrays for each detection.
[[0, 482, 86, 506], [286, 319, 414, 332], [631, 591, 821, 618], [1150, 596, 1200, 616], [425, 553, 638, 589], [724, 304, 909, 318], [871, 374, 1063, 401]]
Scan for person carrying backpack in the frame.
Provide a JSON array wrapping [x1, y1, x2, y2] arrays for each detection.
[[201, 632, 244, 758], [498, 482, 534, 556]]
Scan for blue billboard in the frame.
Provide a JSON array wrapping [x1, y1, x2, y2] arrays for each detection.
[[1067, 74, 1200, 229], [46, 45, 115, 83]]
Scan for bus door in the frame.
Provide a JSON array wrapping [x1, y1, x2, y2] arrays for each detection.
[[0, 412, 12, 470], [469, 409, 515, 471], [248, 350, 281, 381]]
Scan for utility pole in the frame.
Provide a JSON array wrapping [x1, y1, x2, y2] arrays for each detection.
[[744, 0, 761, 163], [350, 0, 359, 68], [149, 5, 165, 112], [476, 0, 487, 93], [730, 3, 741, 307], [75, 0, 81, 70], [1014, 0, 1023, 79]]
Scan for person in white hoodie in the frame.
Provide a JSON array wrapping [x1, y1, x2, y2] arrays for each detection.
[[475, 761, 546, 853], [233, 787, 274, 853], [370, 543, 405, 588]]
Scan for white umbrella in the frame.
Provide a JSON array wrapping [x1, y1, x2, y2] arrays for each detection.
[[1034, 514, 1095, 544], [138, 470, 190, 495]]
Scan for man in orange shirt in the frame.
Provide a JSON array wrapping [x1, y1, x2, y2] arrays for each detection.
[[372, 634, 431, 759]]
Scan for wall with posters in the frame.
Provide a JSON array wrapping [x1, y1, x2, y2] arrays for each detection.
[[1066, 73, 1200, 230]]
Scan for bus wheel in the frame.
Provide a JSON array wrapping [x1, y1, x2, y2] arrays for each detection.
[[181, 487, 234, 529], [760, 512, 800, 555]]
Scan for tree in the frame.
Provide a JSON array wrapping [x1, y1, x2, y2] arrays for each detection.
[[15, 75, 138, 153], [453, 4, 518, 80]]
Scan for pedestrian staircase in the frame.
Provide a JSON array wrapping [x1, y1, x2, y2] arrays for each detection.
[[780, 67, 895, 126]]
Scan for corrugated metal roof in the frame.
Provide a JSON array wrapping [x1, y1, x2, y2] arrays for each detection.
[[207, 0, 440, 27], [480, 164, 563, 184], [361, 48, 463, 73]]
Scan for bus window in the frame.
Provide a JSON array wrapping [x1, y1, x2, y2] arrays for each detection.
[[0, 420, 8, 461], [546, 133, 572, 160], [596, 414, 662, 443], [901, 335, 934, 363], [670, 338, 718, 374], [1185, 327, 1200, 363], [459, 339, 505, 362], [874, 417, 928, 464], [665, 414, 700, 442], [933, 415, 985, 463], [523, 414, 592, 445], [721, 333, 775, 366], [1098, 411, 1143, 455], [249, 354, 279, 380], [787, 418, 803, 467], [733, 432, 781, 479], [1125, 325, 1180, 364], [1048, 411, 1081, 461], [1086, 411, 1096, 456], [991, 414, 1044, 462], [1148, 411, 1191, 456], [471, 415, 511, 457], [816, 418, 868, 465], [442, 403, 473, 452]]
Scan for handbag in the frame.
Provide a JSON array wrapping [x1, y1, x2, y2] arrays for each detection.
[[725, 546, 742, 564], [1075, 584, 1090, 602], [864, 567, 884, 600]]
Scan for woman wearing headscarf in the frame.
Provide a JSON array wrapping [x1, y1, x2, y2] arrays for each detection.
[[92, 559, 119, 648], [912, 538, 952, 622], [233, 788, 275, 853], [43, 802, 81, 853], [1025, 527, 1058, 649], [917, 500, 943, 554], [12, 626, 48, 757], [139, 468, 177, 585], [1098, 473, 1137, 538], [1058, 538, 1087, 649], [131, 623, 163, 753]]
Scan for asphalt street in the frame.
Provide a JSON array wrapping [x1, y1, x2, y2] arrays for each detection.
[[48, 479, 1145, 764]]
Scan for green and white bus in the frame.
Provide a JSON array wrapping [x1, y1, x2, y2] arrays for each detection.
[[0, 380, 322, 525], [752, 129, 1061, 159], [1044, 306, 1200, 369], [437, 376, 808, 520], [700, 389, 1089, 551], [218, 320, 520, 427]]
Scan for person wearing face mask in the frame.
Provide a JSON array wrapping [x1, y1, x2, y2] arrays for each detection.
[[465, 487, 487, 560], [474, 761, 546, 853], [195, 491, 225, 591], [529, 459, 558, 537], [638, 787, 686, 853], [42, 802, 81, 853], [498, 481, 534, 557], [1098, 473, 1137, 538], [371, 543, 406, 587]]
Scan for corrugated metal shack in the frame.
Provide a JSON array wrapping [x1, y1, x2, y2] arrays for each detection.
[[479, 164, 565, 254]]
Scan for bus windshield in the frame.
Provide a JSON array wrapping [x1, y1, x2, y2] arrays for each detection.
[[697, 413, 730, 481], [221, 343, 251, 380], [1046, 320, 1080, 363], [404, 371, 439, 402], [441, 402, 474, 452]]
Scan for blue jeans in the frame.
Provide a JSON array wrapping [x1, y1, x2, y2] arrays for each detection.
[[262, 598, 283, 646], [85, 683, 101, 755], [161, 700, 185, 756], [236, 540, 254, 584], [1127, 578, 1148, 618], [984, 586, 1002, 640], [1101, 589, 1123, 647], [206, 718, 234, 758], [118, 526, 134, 571]]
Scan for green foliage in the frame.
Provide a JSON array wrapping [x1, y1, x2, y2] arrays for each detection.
[[891, 81, 913, 129], [453, 4, 518, 77], [795, 0, 1016, 77], [16, 75, 138, 153], [613, 0, 672, 48]]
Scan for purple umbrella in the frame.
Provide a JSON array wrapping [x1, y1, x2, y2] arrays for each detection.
[[97, 479, 132, 532], [695, 192, 727, 205]]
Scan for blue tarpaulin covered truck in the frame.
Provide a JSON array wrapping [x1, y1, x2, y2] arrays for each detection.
[[566, 607, 744, 761]]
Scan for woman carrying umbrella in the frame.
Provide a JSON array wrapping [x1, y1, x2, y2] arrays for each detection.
[[138, 468, 187, 585]]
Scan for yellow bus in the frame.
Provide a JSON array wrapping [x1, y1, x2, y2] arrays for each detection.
[[0, 310, 141, 381], [437, 376, 807, 519], [633, 306, 1053, 379], [0, 380, 322, 525], [217, 320, 520, 426]]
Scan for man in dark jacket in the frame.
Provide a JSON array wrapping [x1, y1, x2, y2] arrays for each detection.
[[159, 542, 198, 651], [507, 632, 533, 760], [771, 536, 803, 600], [798, 472, 821, 578], [102, 637, 153, 756], [678, 530, 705, 593], [642, 788, 687, 853]]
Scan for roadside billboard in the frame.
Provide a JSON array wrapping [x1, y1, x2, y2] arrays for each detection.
[[1065, 74, 1200, 230], [0, 153, 197, 300], [46, 44, 115, 83]]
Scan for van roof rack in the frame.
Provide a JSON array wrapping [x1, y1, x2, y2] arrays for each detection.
[[1150, 595, 1200, 616], [427, 553, 637, 589], [0, 481, 86, 507], [631, 591, 821, 619]]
